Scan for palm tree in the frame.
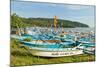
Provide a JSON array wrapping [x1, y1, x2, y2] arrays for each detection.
[[11, 13, 26, 36]]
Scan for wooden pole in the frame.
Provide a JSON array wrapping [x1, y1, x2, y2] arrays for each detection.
[[54, 16, 58, 32]]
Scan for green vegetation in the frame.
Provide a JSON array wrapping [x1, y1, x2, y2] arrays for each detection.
[[11, 39, 95, 66], [11, 13, 89, 29], [23, 37, 32, 42], [11, 39, 21, 49], [11, 13, 29, 28], [60, 34, 64, 37], [11, 13, 92, 66]]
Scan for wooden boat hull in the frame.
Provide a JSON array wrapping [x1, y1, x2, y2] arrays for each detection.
[[30, 49, 83, 57]]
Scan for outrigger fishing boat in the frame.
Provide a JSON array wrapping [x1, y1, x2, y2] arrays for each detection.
[[11, 16, 95, 57]]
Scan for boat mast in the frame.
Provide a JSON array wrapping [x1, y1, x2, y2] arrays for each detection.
[[54, 16, 58, 32], [61, 22, 64, 33]]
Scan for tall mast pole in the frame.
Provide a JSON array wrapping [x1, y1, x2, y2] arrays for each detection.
[[54, 16, 58, 32], [61, 22, 64, 33]]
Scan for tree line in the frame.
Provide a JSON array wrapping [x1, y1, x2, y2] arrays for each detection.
[[11, 13, 89, 28]]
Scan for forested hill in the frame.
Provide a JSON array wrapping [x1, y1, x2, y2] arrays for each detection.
[[22, 18, 89, 28], [11, 14, 89, 28]]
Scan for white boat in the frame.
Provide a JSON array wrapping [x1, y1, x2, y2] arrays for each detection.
[[22, 42, 83, 57], [31, 50, 83, 57], [83, 47, 95, 54]]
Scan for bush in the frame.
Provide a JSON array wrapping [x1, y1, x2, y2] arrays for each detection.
[[60, 34, 64, 37], [11, 38, 20, 49], [23, 37, 32, 42]]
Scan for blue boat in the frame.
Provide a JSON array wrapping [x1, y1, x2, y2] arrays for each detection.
[[11, 16, 95, 57]]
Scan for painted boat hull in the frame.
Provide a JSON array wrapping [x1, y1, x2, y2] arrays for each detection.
[[29, 49, 83, 57]]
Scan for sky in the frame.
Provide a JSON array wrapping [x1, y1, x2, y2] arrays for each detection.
[[11, 1, 95, 27]]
